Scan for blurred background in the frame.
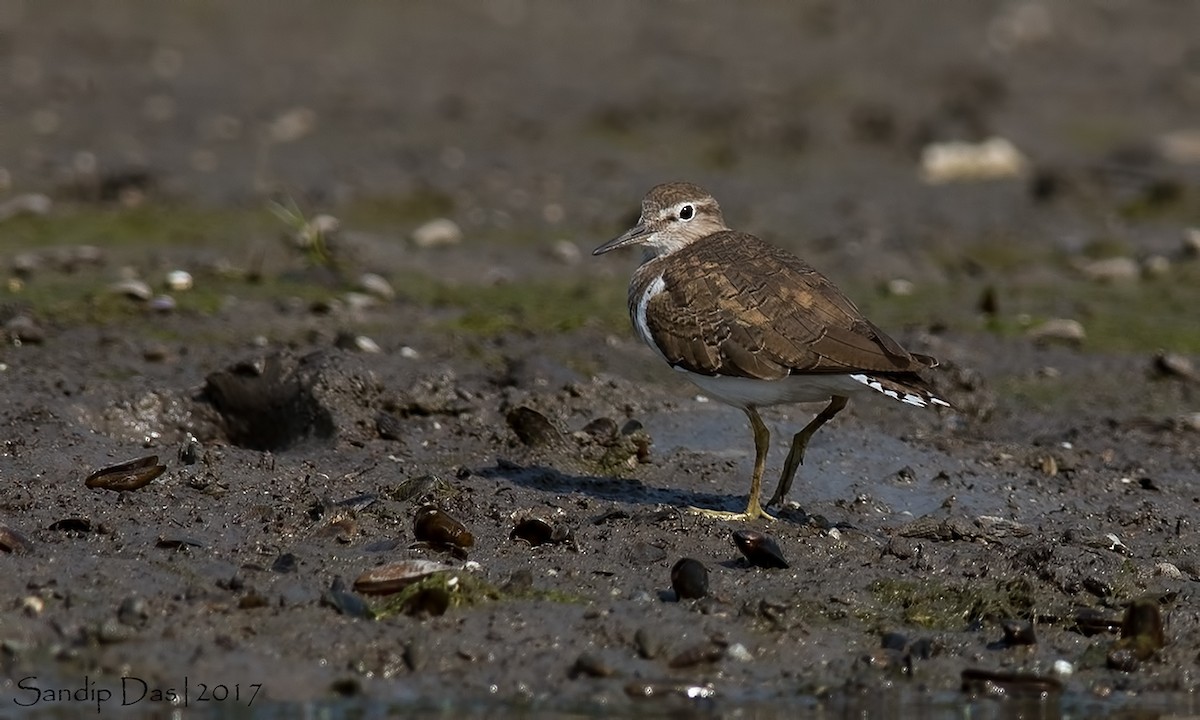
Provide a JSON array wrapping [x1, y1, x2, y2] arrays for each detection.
[[1, 0, 1198, 351]]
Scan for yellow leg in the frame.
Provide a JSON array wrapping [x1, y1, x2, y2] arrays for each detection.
[[766, 395, 847, 508], [689, 406, 775, 521]]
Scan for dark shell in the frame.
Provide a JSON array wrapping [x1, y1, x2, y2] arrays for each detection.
[[375, 412, 404, 441], [510, 517, 572, 547], [85, 455, 166, 491], [506, 406, 563, 447], [580, 417, 619, 441], [1000, 619, 1037, 646], [1120, 598, 1165, 647], [1073, 609, 1122, 636], [670, 558, 709, 600], [732, 529, 789, 569], [413, 505, 474, 549], [48, 517, 93, 533], [0, 525, 32, 553], [667, 642, 724, 669]]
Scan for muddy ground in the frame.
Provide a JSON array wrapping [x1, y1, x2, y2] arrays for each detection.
[[2, 2, 1200, 718]]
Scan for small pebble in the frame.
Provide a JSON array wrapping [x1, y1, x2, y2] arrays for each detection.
[[411, 218, 462, 248], [1142, 255, 1170, 277], [548, 240, 582, 266], [919, 137, 1028, 184], [725, 643, 753, 662], [1078, 256, 1139, 284], [358, 273, 395, 301], [1183, 228, 1200, 258], [1026, 318, 1085, 345], [165, 270, 193, 291], [110, 279, 153, 301]]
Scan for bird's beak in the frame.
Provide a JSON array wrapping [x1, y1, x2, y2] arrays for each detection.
[[592, 223, 648, 256]]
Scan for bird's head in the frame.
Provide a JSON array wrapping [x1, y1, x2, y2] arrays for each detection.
[[593, 182, 728, 259]]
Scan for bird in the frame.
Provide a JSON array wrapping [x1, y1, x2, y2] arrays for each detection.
[[593, 182, 949, 521]]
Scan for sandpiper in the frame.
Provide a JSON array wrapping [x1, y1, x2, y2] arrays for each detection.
[[593, 182, 949, 521]]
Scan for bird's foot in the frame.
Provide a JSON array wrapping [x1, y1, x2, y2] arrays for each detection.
[[687, 503, 776, 522]]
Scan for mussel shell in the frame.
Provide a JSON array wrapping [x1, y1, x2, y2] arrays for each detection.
[[0, 525, 31, 553], [1073, 609, 1122, 636], [510, 517, 572, 546], [670, 558, 709, 600], [1120, 598, 1165, 648], [506, 406, 563, 447], [413, 506, 474, 549], [353, 560, 452, 595], [85, 455, 166, 491], [732, 529, 789, 569]]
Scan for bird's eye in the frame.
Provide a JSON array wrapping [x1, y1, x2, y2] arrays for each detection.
[[679, 204, 694, 221]]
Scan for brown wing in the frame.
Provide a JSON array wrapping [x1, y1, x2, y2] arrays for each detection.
[[639, 231, 935, 380]]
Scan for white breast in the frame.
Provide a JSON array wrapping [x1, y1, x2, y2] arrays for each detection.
[[633, 273, 669, 362]]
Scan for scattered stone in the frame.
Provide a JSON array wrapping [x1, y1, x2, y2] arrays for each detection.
[[357, 273, 395, 301], [1183, 228, 1200, 258], [1152, 352, 1197, 382], [4, 314, 45, 345], [11, 252, 41, 277], [0, 193, 52, 222], [725, 643, 753, 662], [334, 332, 381, 353], [1026, 318, 1085, 346], [267, 107, 316, 144], [634, 627, 665, 659], [22, 596, 44, 617], [165, 270, 193, 291], [117, 597, 150, 628], [919, 137, 1029, 184], [1142, 255, 1171, 277], [1152, 562, 1184, 580], [1158, 128, 1200, 164], [885, 278, 914, 296], [149, 295, 177, 313], [548, 240, 582, 266], [110, 279, 153, 301], [1078, 256, 1139, 283], [411, 218, 462, 248]]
